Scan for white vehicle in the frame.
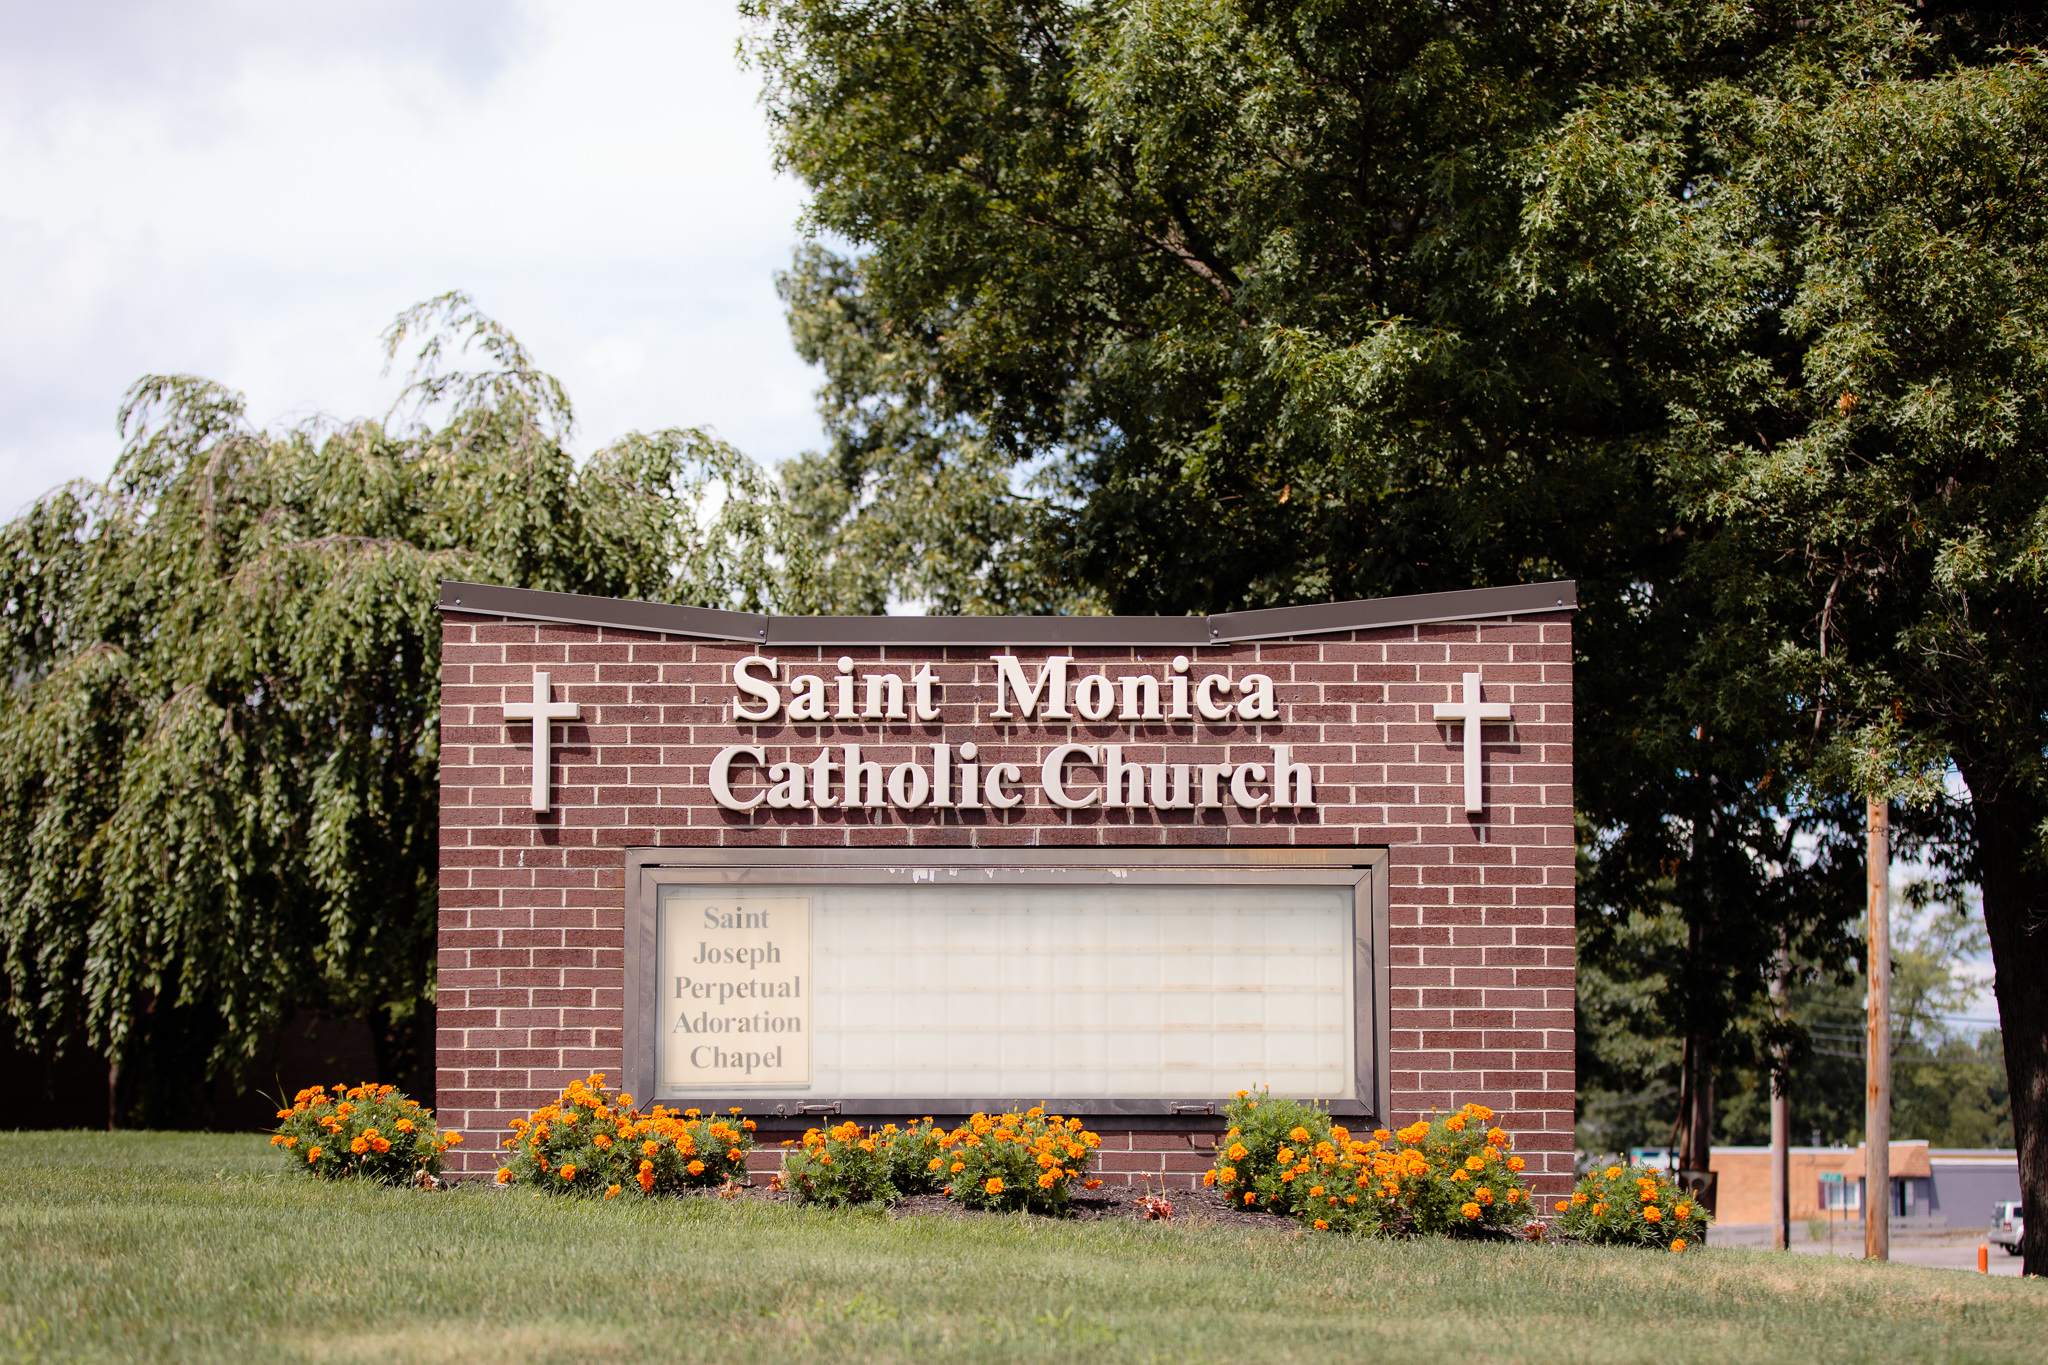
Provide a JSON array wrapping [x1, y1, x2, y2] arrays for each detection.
[[1991, 1201, 2024, 1256]]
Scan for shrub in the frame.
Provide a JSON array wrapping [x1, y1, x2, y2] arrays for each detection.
[[937, 1109, 1102, 1214], [1205, 1086, 1336, 1217], [498, 1074, 756, 1196], [1208, 1097, 1533, 1237], [270, 1083, 458, 1184], [1554, 1163, 1711, 1250], [880, 1119, 948, 1197], [779, 1120, 894, 1205]]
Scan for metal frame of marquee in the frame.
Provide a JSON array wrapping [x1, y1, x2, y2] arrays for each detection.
[[620, 846, 1392, 1129]]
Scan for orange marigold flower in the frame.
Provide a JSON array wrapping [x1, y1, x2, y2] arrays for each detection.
[[1506, 1156, 1525, 1172], [1245, 1192, 1257, 1205], [605, 1184, 622, 1199], [1460, 1202, 1481, 1219], [1464, 1155, 1486, 1172], [951, 1161, 965, 1174], [1313, 1219, 1330, 1230], [560, 1164, 577, 1181], [1037, 1173, 1057, 1189], [1644, 1207, 1663, 1222], [1228, 1143, 1249, 1161], [1444, 1116, 1466, 1132], [1084, 1179, 1102, 1190], [1670, 1239, 1687, 1253], [307, 1147, 322, 1163], [1202, 1171, 1217, 1187], [687, 1160, 706, 1176], [1556, 1200, 1569, 1213], [1290, 1127, 1312, 1144], [1676, 1202, 1693, 1219], [1592, 1202, 1608, 1215], [1219, 1167, 1237, 1184], [1309, 1185, 1325, 1198], [350, 1137, 369, 1155], [985, 1177, 1006, 1195]]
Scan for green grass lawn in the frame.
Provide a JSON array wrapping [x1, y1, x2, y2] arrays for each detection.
[[1, 1133, 2041, 1364]]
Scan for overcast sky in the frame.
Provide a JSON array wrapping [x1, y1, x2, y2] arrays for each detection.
[[0, 0, 821, 514]]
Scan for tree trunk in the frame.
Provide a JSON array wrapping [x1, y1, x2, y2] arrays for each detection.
[[1956, 752, 2048, 1278], [1674, 927, 1718, 1214]]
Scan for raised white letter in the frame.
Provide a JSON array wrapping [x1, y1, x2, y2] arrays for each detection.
[[709, 745, 767, 811], [887, 760, 930, 808], [1117, 674, 1162, 721], [1041, 743, 1099, 808], [1236, 673, 1280, 720], [1073, 674, 1115, 722], [788, 675, 828, 722], [985, 762, 1023, 808], [912, 663, 941, 721], [732, 655, 780, 721], [1195, 674, 1234, 721], [863, 671, 907, 721], [989, 654, 1073, 720], [1271, 745, 1313, 807]]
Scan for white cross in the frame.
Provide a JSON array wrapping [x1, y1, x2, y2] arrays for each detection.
[[501, 670, 581, 813], [1432, 671, 1513, 815]]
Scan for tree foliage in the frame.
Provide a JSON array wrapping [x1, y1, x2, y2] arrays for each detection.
[[748, 0, 2048, 1264], [0, 295, 803, 1124]]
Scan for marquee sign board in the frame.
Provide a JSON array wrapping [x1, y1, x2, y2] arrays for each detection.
[[623, 848, 1389, 1117], [435, 580, 1578, 1190]]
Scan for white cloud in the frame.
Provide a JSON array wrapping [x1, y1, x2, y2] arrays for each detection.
[[0, 0, 822, 514]]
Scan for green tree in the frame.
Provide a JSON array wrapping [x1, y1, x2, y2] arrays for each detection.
[[747, 0, 2048, 1262], [0, 295, 804, 1125], [1635, 40, 2048, 1265]]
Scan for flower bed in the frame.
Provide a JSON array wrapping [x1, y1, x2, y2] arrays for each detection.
[[1553, 1163, 1712, 1251], [270, 1084, 459, 1184], [497, 1075, 756, 1197], [477, 1078, 1701, 1255], [1206, 1090, 1532, 1237]]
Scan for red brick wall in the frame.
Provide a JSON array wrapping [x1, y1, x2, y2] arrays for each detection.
[[437, 614, 1575, 1192]]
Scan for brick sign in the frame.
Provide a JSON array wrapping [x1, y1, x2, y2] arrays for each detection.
[[437, 580, 1576, 1193]]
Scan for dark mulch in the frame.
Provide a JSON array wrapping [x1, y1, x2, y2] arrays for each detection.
[[887, 1184, 1295, 1230], [671, 1180, 1558, 1241]]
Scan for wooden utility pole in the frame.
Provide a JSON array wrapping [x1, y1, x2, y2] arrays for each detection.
[[1866, 793, 1891, 1262]]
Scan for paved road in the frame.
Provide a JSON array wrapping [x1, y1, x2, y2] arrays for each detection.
[[1714, 1223, 2024, 1276]]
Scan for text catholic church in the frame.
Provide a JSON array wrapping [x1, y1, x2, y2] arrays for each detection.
[[437, 580, 1577, 1192]]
